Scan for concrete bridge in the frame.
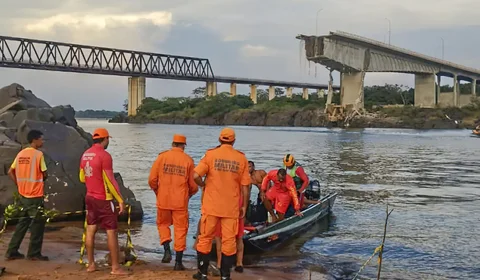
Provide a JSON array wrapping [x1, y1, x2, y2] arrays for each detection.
[[0, 35, 339, 116], [297, 31, 480, 108]]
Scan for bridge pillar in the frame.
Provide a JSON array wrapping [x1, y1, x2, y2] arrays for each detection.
[[340, 72, 364, 107], [250, 84, 257, 104], [286, 87, 293, 98], [268, 86, 275, 100], [473, 79, 477, 96], [302, 88, 309, 100], [414, 73, 436, 108], [436, 75, 441, 105], [453, 75, 459, 107], [230, 83, 237, 96], [128, 76, 146, 116], [206, 81, 217, 96]]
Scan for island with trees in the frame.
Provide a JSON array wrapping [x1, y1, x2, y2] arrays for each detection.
[[76, 109, 124, 119], [108, 84, 480, 129]]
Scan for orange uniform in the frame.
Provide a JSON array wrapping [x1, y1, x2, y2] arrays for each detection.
[[195, 129, 250, 257], [148, 135, 198, 253], [10, 147, 47, 198], [261, 170, 301, 214], [215, 195, 244, 238]]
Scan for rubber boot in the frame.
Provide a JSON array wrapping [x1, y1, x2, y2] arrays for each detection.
[[220, 254, 235, 280], [162, 241, 172, 263], [174, 251, 185, 271], [192, 252, 209, 280]]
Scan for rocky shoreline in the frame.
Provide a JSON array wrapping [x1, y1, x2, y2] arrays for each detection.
[[0, 83, 143, 222], [111, 108, 471, 130]]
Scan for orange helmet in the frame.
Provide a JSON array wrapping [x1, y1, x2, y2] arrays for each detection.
[[283, 154, 295, 167]]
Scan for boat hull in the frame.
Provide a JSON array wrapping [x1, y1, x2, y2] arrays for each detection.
[[243, 192, 337, 254]]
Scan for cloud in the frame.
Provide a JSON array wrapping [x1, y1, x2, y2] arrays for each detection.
[[24, 12, 173, 33], [240, 44, 280, 57]]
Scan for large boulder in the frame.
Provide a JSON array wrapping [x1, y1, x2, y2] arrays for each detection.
[[0, 84, 143, 222], [0, 83, 51, 110]]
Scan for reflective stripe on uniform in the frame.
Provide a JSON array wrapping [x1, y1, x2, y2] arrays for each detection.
[[16, 150, 43, 183]]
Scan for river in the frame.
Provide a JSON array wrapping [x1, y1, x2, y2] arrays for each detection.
[[77, 119, 480, 280]]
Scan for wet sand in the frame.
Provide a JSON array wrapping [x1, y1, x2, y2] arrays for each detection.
[[0, 226, 326, 280]]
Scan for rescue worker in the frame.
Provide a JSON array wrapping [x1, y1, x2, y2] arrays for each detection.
[[260, 169, 302, 223], [283, 154, 309, 209], [79, 128, 129, 275], [148, 134, 198, 270], [214, 193, 245, 273], [193, 127, 250, 280], [283, 154, 309, 194], [5, 130, 49, 261]]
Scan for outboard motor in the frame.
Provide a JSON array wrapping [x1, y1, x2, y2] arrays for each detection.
[[304, 180, 321, 200]]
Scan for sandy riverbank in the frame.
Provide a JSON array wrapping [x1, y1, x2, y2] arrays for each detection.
[[0, 225, 326, 280]]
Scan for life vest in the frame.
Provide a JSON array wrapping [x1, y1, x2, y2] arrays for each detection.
[[284, 161, 303, 190], [15, 148, 45, 198]]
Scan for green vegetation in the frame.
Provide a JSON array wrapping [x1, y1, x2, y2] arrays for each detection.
[[118, 83, 480, 128], [76, 109, 122, 119], [132, 88, 327, 122], [132, 84, 416, 120], [374, 98, 480, 124]]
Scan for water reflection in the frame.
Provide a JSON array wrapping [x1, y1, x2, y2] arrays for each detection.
[[75, 120, 480, 279]]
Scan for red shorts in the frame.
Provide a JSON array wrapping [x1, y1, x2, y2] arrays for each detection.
[[266, 187, 292, 214], [85, 195, 118, 230], [215, 218, 244, 238]]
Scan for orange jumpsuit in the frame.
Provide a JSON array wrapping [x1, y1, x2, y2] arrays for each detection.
[[195, 144, 250, 256], [261, 170, 301, 214], [148, 147, 198, 252]]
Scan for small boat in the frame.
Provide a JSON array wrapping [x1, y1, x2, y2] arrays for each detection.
[[201, 180, 337, 259], [472, 128, 480, 136], [242, 191, 337, 254]]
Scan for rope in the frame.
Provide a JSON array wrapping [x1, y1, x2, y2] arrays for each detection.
[[0, 202, 137, 267], [77, 205, 137, 267], [351, 245, 383, 280]]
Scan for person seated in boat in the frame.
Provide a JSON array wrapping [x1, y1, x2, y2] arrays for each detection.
[[245, 161, 268, 225], [284, 180, 322, 218], [283, 154, 310, 204], [249, 161, 267, 194], [260, 169, 303, 223]]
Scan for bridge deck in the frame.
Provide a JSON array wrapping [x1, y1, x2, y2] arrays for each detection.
[[297, 31, 480, 80], [0, 35, 337, 89]]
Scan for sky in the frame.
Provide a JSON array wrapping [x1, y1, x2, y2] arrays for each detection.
[[0, 0, 479, 111]]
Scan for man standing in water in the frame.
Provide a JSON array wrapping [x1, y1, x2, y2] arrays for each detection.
[[148, 134, 198, 270], [79, 128, 129, 275], [193, 127, 250, 280], [5, 130, 49, 261]]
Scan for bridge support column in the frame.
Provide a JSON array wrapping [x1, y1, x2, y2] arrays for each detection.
[[250, 84, 257, 104], [268, 86, 275, 100], [302, 88, 309, 100], [414, 73, 436, 108], [453, 75, 459, 107], [230, 83, 237, 96], [340, 72, 363, 107], [206, 81, 217, 96], [128, 76, 146, 116], [286, 87, 293, 98], [473, 79, 477, 96], [436, 75, 441, 105]]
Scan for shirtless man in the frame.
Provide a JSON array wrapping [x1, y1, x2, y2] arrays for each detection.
[[249, 161, 267, 196]]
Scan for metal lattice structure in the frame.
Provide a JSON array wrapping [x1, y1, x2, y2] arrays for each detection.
[[0, 35, 214, 81]]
